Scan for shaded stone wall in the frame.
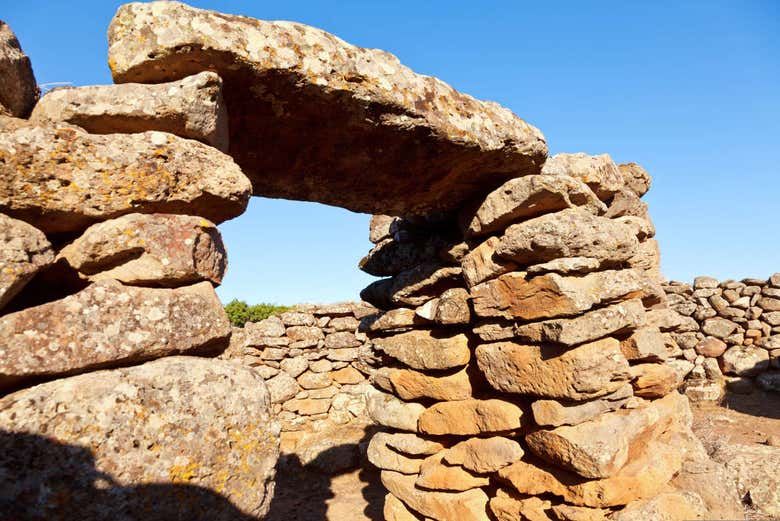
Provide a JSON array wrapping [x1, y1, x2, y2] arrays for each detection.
[[664, 275, 780, 401]]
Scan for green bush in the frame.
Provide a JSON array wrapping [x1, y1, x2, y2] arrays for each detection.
[[224, 299, 291, 327]]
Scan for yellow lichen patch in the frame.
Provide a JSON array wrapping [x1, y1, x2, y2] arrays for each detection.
[[168, 461, 198, 483]]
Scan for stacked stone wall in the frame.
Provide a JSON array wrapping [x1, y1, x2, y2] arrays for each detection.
[[663, 275, 780, 401], [357, 156, 726, 520]]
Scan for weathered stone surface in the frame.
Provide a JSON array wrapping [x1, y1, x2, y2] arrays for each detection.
[[31, 72, 228, 150], [710, 442, 780, 518], [0, 356, 279, 519], [490, 490, 553, 521], [362, 308, 428, 333], [367, 390, 425, 431], [418, 399, 524, 435], [362, 264, 463, 308], [0, 22, 38, 117], [57, 213, 226, 286], [629, 363, 680, 398], [0, 213, 53, 311], [372, 330, 470, 370], [612, 492, 706, 521], [551, 504, 610, 521], [514, 299, 647, 346], [383, 432, 446, 457], [384, 493, 422, 521], [461, 174, 605, 237], [424, 287, 472, 325], [526, 256, 602, 276], [476, 338, 631, 400], [617, 162, 651, 197], [694, 336, 727, 357], [280, 311, 317, 326], [524, 392, 689, 478], [531, 384, 634, 427], [720, 345, 770, 376], [500, 429, 686, 507], [496, 209, 638, 267], [416, 452, 490, 491], [245, 316, 286, 341], [541, 153, 624, 201], [460, 236, 518, 288], [368, 432, 426, 474], [360, 236, 450, 277], [108, 1, 547, 216], [603, 188, 650, 220], [0, 118, 251, 233], [370, 215, 397, 244], [375, 366, 472, 401], [619, 327, 668, 361], [443, 436, 524, 473], [266, 372, 300, 403], [381, 470, 489, 521], [701, 317, 738, 339], [471, 269, 644, 321], [0, 280, 230, 389]]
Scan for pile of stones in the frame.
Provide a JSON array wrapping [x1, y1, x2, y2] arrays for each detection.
[[221, 303, 379, 471], [358, 155, 741, 520], [0, 20, 278, 519], [663, 275, 780, 401]]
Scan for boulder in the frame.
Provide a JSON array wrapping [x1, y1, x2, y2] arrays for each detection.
[[381, 471, 489, 521], [418, 399, 524, 435], [0, 118, 251, 233], [475, 338, 631, 400], [541, 153, 624, 201], [470, 269, 644, 321], [359, 236, 450, 277], [531, 384, 634, 427], [366, 390, 425, 432], [489, 491, 553, 521], [107, 1, 547, 216], [57, 213, 226, 286], [701, 317, 738, 339], [0, 357, 279, 519], [720, 345, 770, 376], [382, 432, 446, 457], [384, 493, 422, 521], [496, 208, 638, 267], [372, 330, 470, 370], [0, 214, 54, 311], [694, 336, 727, 358], [0, 22, 38, 117], [374, 366, 472, 401], [361, 308, 428, 333], [524, 392, 689, 479], [443, 436, 524, 473], [30, 72, 228, 150], [629, 363, 680, 398], [461, 174, 605, 237], [0, 280, 230, 390], [370, 215, 397, 244], [619, 327, 668, 361], [266, 372, 300, 404]]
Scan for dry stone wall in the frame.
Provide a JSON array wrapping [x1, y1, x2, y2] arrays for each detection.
[[357, 156, 735, 520], [0, 3, 754, 520], [663, 275, 780, 401], [220, 304, 380, 472]]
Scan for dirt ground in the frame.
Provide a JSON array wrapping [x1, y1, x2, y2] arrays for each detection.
[[267, 390, 780, 521]]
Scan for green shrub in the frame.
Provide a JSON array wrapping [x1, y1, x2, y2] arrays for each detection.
[[224, 299, 291, 327]]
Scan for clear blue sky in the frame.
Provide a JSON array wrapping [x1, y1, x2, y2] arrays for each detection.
[[4, 1, 779, 304]]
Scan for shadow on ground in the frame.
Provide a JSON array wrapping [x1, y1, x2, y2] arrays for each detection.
[[0, 430, 257, 521], [266, 426, 384, 521], [721, 388, 780, 420]]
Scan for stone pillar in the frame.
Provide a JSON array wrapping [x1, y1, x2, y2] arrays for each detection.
[[361, 155, 704, 520]]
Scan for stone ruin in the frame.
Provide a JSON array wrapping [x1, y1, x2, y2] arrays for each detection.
[[0, 2, 774, 519]]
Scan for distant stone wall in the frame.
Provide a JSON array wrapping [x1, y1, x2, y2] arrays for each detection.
[[220, 303, 380, 472], [663, 275, 780, 401]]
